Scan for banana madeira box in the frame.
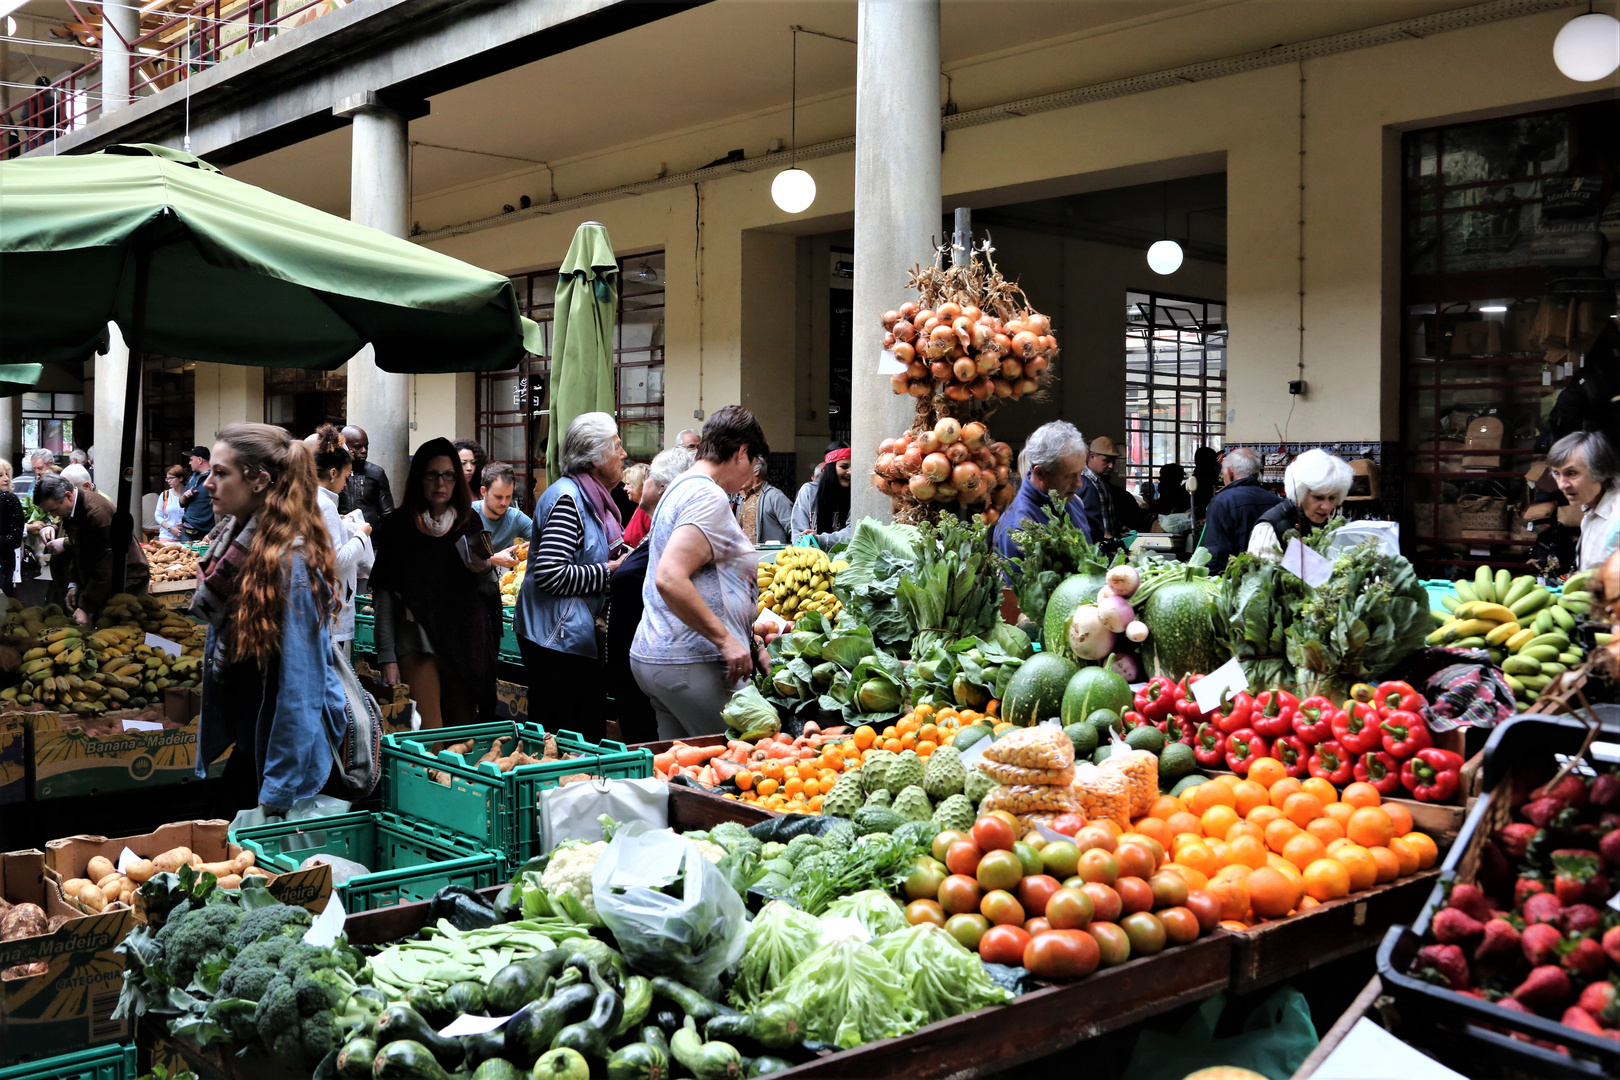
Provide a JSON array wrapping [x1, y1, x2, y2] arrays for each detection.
[[15, 709, 228, 800], [0, 714, 22, 805], [0, 848, 135, 1065]]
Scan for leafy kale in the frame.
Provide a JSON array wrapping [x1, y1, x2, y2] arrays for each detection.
[[1285, 539, 1430, 698], [897, 515, 1001, 660]]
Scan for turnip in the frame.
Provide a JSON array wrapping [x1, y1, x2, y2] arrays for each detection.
[[1067, 604, 1116, 662], [1097, 593, 1135, 635], [1106, 565, 1141, 599], [1106, 652, 1140, 681], [1125, 620, 1149, 643]]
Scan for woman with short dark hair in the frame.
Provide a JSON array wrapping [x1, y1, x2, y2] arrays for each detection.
[[452, 439, 488, 491], [1548, 429, 1620, 571]]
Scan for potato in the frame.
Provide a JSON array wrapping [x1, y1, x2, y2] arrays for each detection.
[[124, 858, 156, 884], [118, 890, 134, 907], [60, 877, 90, 897], [95, 871, 121, 888], [99, 880, 122, 903], [85, 856, 116, 883], [216, 874, 242, 889], [151, 847, 192, 874], [75, 883, 105, 911]]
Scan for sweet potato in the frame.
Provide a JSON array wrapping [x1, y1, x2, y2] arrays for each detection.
[[216, 874, 242, 889], [86, 856, 116, 883], [0, 902, 48, 941]]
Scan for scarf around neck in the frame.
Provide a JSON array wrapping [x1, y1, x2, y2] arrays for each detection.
[[420, 506, 456, 536], [191, 513, 258, 633], [574, 471, 625, 548]]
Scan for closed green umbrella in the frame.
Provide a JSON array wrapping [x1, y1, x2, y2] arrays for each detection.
[[545, 221, 618, 482]]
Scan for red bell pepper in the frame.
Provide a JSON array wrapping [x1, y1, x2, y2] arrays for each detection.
[[1123, 709, 1149, 732], [1292, 696, 1337, 745], [1373, 680, 1423, 717], [1213, 690, 1256, 736], [1308, 739, 1354, 786], [1251, 689, 1299, 740], [1193, 722, 1227, 768], [1224, 728, 1270, 775], [1402, 747, 1464, 803], [1272, 734, 1310, 778], [1164, 712, 1199, 746], [1134, 676, 1178, 724], [1175, 675, 1207, 724], [1354, 750, 1402, 796], [1379, 710, 1432, 760], [1332, 701, 1384, 756]]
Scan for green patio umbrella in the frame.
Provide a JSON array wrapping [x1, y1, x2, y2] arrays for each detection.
[[545, 221, 618, 482], [0, 365, 44, 397]]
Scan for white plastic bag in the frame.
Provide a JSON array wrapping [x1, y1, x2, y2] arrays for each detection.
[[1324, 520, 1401, 559], [590, 824, 747, 999], [229, 794, 351, 849], [540, 776, 669, 852]]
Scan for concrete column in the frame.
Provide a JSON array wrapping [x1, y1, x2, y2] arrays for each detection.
[[101, 1, 138, 114], [0, 396, 19, 472], [849, 0, 940, 522], [342, 99, 412, 493]]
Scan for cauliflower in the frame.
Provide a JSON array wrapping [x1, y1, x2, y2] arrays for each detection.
[[540, 841, 608, 918], [690, 838, 728, 864]]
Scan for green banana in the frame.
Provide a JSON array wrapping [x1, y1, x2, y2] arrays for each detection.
[[1494, 568, 1512, 600], [1455, 580, 1480, 603], [1441, 595, 1461, 613], [1509, 588, 1553, 617], [1525, 633, 1571, 652], [1501, 575, 1535, 609], [1475, 565, 1496, 602]]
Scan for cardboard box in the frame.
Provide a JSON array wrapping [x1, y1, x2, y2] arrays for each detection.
[[17, 710, 228, 799], [44, 819, 332, 918], [0, 848, 135, 1065], [496, 678, 529, 723], [0, 713, 23, 805]]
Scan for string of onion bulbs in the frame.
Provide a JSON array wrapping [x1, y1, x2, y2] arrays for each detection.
[[873, 416, 1018, 526], [884, 300, 1057, 403]]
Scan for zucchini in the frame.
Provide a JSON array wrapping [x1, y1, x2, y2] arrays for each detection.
[[650, 976, 739, 1024], [461, 1029, 507, 1070], [373, 1040, 454, 1080], [549, 964, 624, 1061], [652, 1009, 684, 1034], [615, 975, 653, 1037], [670, 1016, 744, 1080], [745, 1057, 796, 1078], [607, 1041, 671, 1080], [564, 937, 629, 988], [470, 1060, 525, 1080], [705, 1002, 803, 1052], [534, 1047, 591, 1080], [444, 980, 487, 1016], [374, 1005, 465, 1070], [406, 985, 452, 1028], [486, 948, 573, 1014], [504, 982, 597, 1066], [335, 1036, 377, 1080], [642, 1024, 672, 1058]]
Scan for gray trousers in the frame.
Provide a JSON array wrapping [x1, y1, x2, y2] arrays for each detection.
[[630, 658, 733, 742]]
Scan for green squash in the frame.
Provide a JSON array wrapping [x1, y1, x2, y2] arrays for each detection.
[[1060, 666, 1132, 726], [1000, 652, 1077, 726]]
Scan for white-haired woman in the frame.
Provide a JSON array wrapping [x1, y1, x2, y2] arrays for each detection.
[[1547, 429, 1620, 571], [513, 411, 628, 742], [1247, 448, 1352, 560]]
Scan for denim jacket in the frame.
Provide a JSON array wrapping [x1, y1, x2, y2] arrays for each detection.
[[197, 552, 347, 810]]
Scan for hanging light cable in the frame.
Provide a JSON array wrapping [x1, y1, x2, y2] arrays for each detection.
[[1147, 180, 1183, 275], [1554, 2, 1620, 81], [772, 27, 817, 213]]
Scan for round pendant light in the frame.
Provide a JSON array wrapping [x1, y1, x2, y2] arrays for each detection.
[[771, 168, 817, 214], [1147, 239, 1184, 276], [1554, 11, 1620, 82]]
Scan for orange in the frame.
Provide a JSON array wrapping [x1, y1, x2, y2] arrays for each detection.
[[1401, 831, 1439, 870], [1246, 804, 1285, 829], [1207, 877, 1251, 921], [1161, 862, 1210, 891], [1246, 867, 1298, 919], [1325, 837, 1357, 855], [1166, 812, 1204, 839], [1323, 801, 1355, 829], [1306, 817, 1346, 846], [1200, 805, 1241, 841], [853, 725, 876, 750], [1149, 795, 1184, 820], [1264, 817, 1303, 854], [881, 725, 897, 739], [1268, 777, 1304, 806], [784, 777, 805, 796], [1247, 757, 1287, 790], [1231, 779, 1270, 818], [1207, 773, 1241, 790], [899, 732, 917, 750], [1385, 836, 1421, 877], [1332, 844, 1379, 891], [1341, 782, 1382, 809], [1189, 782, 1237, 816], [1303, 858, 1351, 901], [1298, 895, 1321, 911], [1346, 807, 1395, 849], [1225, 821, 1265, 844], [1096, 818, 1124, 838], [1282, 792, 1324, 829], [1301, 777, 1338, 805], [1175, 841, 1219, 879], [1282, 832, 1328, 871], [755, 777, 780, 796], [915, 740, 937, 757], [1172, 832, 1206, 854], [1368, 846, 1401, 884], [1219, 918, 1253, 932], [1132, 817, 1174, 849], [1383, 803, 1414, 838], [1224, 834, 1269, 870], [883, 738, 903, 753]]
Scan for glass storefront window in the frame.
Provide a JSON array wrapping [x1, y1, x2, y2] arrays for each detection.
[[1123, 292, 1226, 498]]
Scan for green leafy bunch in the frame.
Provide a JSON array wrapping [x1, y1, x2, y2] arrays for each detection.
[[898, 514, 1002, 660], [1006, 494, 1106, 627], [1284, 539, 1430, 697]]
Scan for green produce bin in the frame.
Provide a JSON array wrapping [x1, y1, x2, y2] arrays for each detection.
[[350, 605, 518, 664], [0, 1044, 136, 1080], [381, 722, 653, 861], [233, 811, 505, 912]]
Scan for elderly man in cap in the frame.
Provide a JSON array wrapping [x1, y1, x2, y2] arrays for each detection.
[[1078, 436, 1127, 540], [178, 445, 215, 540]]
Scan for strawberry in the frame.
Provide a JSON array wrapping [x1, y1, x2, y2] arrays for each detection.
[[1496, 996, 1533, 1014], [1604, 925, 1620, 966], [1590, 772, 1620, 810], [1562, 936, 1607, 979], [1523, 891, 1565, 926], [1552, 851, 1606, 906], [1478, 840, 1514, 898], [1599, 828, 1620, 868], [1523, 922, 1564, 966], [1561, 903, 1603, 936], [1577, 981, 1617, 1024], [1434, 906, 1486, 944], [1525, 797, 1569, 828], [1515, 876, 1549, 908], [1414, 943, 1470, 991], [1448, 882, 1495, 924], [1475, 918, 1522, 964], [1497, 822, 1540, 860], [1562, 1005, 1606, 1036], [1513, 965, 1574, 1012], [1533, 774, 1589, 810]]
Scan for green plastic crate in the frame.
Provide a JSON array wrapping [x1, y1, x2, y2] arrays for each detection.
[[381, 722, 653, 861], [0, 1044, 136, 1080], [347, 606, 518, 663], [233, 811, 505, 912]]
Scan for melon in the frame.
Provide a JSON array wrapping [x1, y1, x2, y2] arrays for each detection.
[[1042, 572, 1108, 663], [1060, 666, 1133, 727], [1001, 652, 1078, 726], [1141, 574, 1222, 679]]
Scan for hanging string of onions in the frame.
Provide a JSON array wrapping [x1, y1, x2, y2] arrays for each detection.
[[873, 415, 1018, 526]]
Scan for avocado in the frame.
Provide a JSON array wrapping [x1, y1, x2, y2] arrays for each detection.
[[1086, 709, 1123, 734], [1125, 725, 1166, 755], [1063, 722, 1099, 760], [1158, 742, 1195, 782], [1093, 743, 1115, 765], [1169, 772, 1206, 797]]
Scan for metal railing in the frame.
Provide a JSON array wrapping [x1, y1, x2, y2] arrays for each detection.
[[2, 0, 345, 157]]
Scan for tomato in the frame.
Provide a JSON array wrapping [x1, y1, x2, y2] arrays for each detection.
[[972, 815, 1018, 852], [1077, 849, 1119, 886], [1115, 876, 1154, 915], [1080, 881, 1123, 923], [1050, 813, 1087, 836], [1184, 890, 1221, 933], [1158, 906, 1201, 944], [906, 899, 946, 927], [932, 830, 969, 864], [1024, 916, 1052, 936], [1062, 875, 1086, 890], [1016, 874, 1061, 917], [937, 874, 983, 915], [1074, 826, 1117, 854], [1021, 830, 1047, 851], [1087, 921, 1132, 967], [988, 810, 1022, 834], [944, 912, 990, 951], [1044, 886, 1095, 930], [1012, 841, 1045, 878], [1148, 871, 1190, 909], [1121, 911, 1167, 956], [975, 849, 1024, 892], [904, 857, 948, 901], [1040, 840, 1081, 879], [1024, 928, 1101, 980], [977, 924, 1032, 965], [980, 888, 1026, 926], [945, 840, 983, 876], [1114, 842, 1156, 881], [1117, 833, 1167, 866]]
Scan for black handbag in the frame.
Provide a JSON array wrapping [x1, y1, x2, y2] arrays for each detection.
[[1543, 174, 1609, 219]]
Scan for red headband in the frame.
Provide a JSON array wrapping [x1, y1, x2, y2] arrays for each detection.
[[824, 448, 852, 464]]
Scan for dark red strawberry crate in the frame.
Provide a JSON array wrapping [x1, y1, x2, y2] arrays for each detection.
[[1377, 710, 1620, 1079]]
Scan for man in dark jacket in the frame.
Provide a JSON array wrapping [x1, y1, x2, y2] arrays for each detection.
[[338, 425, 395, 528], [34, 473, 150, 623], [1198, 447, 1282, 571]]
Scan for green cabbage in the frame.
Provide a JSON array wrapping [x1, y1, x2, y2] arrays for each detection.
[[731, 901, 822, 1007], [822, 890, 909, 936], [872, 923, 1014, 1024], [722, 684, 781, 740], [760, 937, 922, 1049], [831, 520, 919, 649]]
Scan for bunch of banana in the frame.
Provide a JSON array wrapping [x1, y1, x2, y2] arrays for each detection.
[[2, 601, 78, 642], [96, 593, 206, 657], [91, 623, 201, 704], [1427, 566, 1596, 711], [756, 548, 849, 621], [0, 625, 107, 714]]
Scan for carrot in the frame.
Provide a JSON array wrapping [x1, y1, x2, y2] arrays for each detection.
[[804, 721, 822, 736], [711, 758, 744, 782], [697, 764, 716, 786], [675, 743, 726, 767], [653, 751, 677, 776]]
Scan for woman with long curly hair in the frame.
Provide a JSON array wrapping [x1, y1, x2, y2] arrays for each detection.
[[370, 438, 501, 727], [192, 423, 348, 817]]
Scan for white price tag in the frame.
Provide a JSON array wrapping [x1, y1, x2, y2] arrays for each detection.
[[115, 847, 141, 874], [121, 720, 163, 731], [302, 891, 347, 947], [1607, 887, 1620, 913], [1192, 656, 1250, 716], [876, 350, 907, 375], [1279, 538, 1334, 589], [144, 633, 181, 657], [1034, 823, 1071, 844], [438, 1014, 512, 1038]]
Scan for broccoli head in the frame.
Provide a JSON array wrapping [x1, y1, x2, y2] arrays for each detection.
[[227, 904, 313, 951], [153, 903, 242, 987], [253, 946, 377, 1068], [215, 936, 293, 1002]]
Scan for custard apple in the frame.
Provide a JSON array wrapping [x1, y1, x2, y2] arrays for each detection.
[[821, 772, 864, 819], [923, 745, 966, 799], [931, 793, 976, 833], [885, 749, 924, 794], [963, 764, 996, 804], [852, 805, 906, 836], [864, 788, 892, 808], [861, 749, 897, 793], [892, 784, 934, 823]]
